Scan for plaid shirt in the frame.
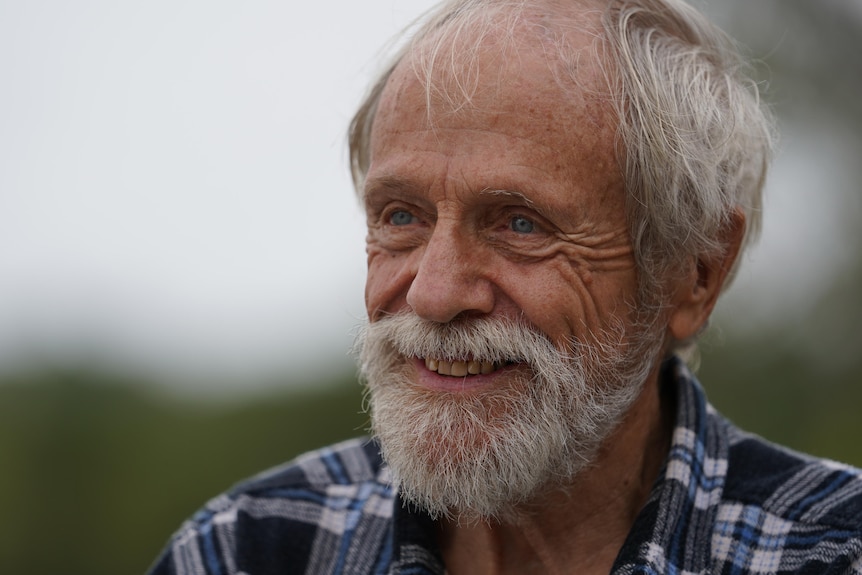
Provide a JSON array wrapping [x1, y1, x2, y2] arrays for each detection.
[[149, 358, 862, 574]]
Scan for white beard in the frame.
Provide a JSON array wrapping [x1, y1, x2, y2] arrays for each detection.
[[356, 312, 662, 523]]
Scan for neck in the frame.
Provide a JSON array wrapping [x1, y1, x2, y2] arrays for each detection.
[[438, 368, 673, 575]]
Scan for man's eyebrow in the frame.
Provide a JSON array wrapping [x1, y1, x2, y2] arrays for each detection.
[[479, 188, 554, 219]]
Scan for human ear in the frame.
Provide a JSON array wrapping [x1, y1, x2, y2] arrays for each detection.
[[667, 208, 746, 341]]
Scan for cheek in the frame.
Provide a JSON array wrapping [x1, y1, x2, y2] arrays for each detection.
[[490, 258, 590, 343], [499, 254, 638, 345], [365, 245, 416, 320]]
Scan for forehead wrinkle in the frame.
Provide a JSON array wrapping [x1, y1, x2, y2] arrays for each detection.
[[363, 174, 424, 203]]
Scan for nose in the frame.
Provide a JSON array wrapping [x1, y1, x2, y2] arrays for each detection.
[[406, 224, 495, 323]]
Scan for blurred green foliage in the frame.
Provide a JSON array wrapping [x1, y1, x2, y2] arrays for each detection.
[[701, 245, 862, 469], [700, 339, 862, 469]]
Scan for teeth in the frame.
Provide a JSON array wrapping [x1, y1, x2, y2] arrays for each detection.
[[450, 361, 468, 377], [424, 358, 499, 376], [438, 360, 452, 376]]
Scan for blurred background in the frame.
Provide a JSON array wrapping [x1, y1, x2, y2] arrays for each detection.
[[1, 0, 860, 573]]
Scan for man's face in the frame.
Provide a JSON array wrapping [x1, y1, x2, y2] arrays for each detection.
[[363, 40, 640, 384], [358, 19, 661, 520]]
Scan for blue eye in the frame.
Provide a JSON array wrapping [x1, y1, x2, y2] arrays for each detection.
[[389, 210, 416, 226], [510, 216, 534, 234]]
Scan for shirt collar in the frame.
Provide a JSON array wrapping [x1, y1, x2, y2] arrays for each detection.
[[612, 356, 728, 574]]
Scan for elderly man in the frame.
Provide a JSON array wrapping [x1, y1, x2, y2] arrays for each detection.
[[149, 0, 862, 573]]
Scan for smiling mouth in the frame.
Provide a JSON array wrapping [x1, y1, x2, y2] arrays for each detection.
[[423, 358, 510, 377]]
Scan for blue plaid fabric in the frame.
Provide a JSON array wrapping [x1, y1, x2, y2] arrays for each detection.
[[148, 358, 862, 574]]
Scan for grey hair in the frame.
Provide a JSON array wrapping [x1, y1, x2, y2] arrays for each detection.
[[349, 0, 774, 346], [601, 0, 774, 301], [349, 0, 533, 189]]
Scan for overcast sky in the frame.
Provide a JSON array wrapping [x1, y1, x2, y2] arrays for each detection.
[[1, 1, 858, 395]]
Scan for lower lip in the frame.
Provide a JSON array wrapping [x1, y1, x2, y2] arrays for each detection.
[[410, 357, 519, 392]]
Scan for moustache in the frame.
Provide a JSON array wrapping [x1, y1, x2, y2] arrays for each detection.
[[357, 312, 579, 374]]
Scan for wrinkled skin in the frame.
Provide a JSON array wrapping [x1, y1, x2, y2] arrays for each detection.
[[364, 40, 640, 386]]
